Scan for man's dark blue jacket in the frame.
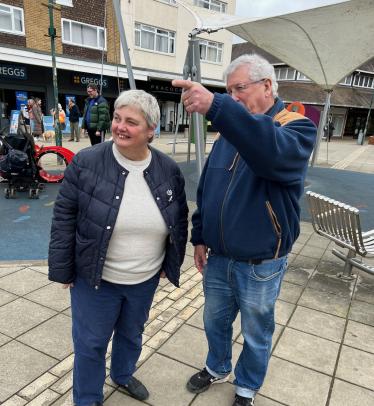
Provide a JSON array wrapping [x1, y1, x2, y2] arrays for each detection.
[[68, 104, 80, 123], [48, 142, 188, 290], [191, 95, 317, 260]]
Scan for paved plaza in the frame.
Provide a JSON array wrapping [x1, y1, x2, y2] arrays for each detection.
[[0, 134, 373, 405]]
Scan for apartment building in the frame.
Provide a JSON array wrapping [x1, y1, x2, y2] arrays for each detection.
[[0, 0, 236, 131], [120, 0, 236, 131]]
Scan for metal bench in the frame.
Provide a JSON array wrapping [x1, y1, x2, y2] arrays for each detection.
[[306, 191, 374, 279]]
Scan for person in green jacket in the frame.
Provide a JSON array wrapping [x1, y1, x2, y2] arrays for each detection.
[[81, 83, 111, 146]]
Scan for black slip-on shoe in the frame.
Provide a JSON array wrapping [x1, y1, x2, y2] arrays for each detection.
[[232, 394, 255, 406], [187, 367, 230, 394], [122, 377, 149, 400], [89, 402, 102, 406]]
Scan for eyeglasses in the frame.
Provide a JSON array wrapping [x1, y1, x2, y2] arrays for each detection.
[[227, 79, 265, 96], [87, 90, 94, 94]]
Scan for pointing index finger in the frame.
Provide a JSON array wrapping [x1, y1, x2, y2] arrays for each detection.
[[172, 80, 196, 90]]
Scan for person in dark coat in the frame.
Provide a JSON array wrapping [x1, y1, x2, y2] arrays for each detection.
[[328, 120, 335, 141], [48, 90, 188, 406], [66, 98, 81, 142], [81, 83, 110, 146], [32, 98, 43, 141]]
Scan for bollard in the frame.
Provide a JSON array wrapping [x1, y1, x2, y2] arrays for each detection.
[[184, 128, 188, 138]]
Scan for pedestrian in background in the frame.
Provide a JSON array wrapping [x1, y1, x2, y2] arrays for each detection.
[[32, 98, 43, 141], [26, 99, 34, 134], [173, 53, 317, 406], [81, 83, 110, 146], [67, 98, 80, 142], [328, 120, 335, 142], [48, 90, 188, 406]]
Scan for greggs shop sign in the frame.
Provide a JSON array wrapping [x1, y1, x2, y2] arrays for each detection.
[[71, 73, 108, 88], [0, 64, 27, 80]]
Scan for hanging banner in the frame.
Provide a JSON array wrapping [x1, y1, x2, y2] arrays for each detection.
[[15, 91, 28, 111], [10, 110, 20, 134], [65, 95, 76, 117]]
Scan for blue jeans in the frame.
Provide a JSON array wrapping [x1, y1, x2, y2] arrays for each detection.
[[70, 273, 160, 406], [203, 252, 288, 398]]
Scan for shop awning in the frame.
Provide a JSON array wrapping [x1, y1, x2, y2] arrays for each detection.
[[176, 0, 374, 91]]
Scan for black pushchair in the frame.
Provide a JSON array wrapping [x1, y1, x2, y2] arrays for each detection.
[[0, 128, 45, 199]]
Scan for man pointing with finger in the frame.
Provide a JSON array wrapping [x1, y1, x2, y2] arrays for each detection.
[[172, 54, 317, 406]]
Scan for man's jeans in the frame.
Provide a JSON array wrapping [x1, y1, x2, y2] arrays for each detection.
[[203, 252, 288, 397]]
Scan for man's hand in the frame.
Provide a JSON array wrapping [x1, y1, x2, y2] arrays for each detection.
[[172, 80, 214, 115], [82, 129, 86, 135], [62, 283, 74, 289], [95, 131, 100, 136], [194, 244, 208, 275], [160, 271, 166, 279]]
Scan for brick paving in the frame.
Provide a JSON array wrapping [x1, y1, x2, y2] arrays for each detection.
[[1, 206, 374, 405]]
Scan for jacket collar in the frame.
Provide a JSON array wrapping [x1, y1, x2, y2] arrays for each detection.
[[264, 97, 285, 119]]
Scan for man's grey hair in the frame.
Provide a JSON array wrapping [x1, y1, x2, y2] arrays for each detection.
[[223, 53, 278, 99], [114, 90, 160, 143], [69, 98, 75, 104]]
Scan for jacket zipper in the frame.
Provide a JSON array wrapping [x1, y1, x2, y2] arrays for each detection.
[[220, 156, 240, 255], [265, 201, 282, 259]]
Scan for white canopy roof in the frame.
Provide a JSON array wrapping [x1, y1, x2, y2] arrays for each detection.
[[176, 0, 374, 91]]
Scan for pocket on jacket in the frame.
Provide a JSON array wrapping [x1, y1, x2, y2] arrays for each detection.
[[75, 232, 96, 272]]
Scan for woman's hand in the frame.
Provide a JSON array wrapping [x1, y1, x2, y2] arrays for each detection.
[[95, 131, 100, 136], [62, 283, 74, 289], [160, 271, 166, 278]]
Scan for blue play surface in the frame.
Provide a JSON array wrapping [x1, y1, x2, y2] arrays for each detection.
[[0, 165, 373, 261]]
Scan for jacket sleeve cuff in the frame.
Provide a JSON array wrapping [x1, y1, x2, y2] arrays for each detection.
[[206, 93, 223, 122], [190, 237, 205, 246]]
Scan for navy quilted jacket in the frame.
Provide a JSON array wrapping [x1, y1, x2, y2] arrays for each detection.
[[48, 142, 188, 290]]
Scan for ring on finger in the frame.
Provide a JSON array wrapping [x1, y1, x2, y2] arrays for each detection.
[[185, 99, 190, 106]]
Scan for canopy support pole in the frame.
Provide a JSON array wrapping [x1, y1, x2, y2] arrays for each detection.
[[112, 0, 136, 90], [172, 32, 205, 180], [361, 90, 374, 145], [311, 91, 332, 167]]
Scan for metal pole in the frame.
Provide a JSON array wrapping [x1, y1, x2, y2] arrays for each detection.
[[100, 0, 107, 95], [172, 100, 183, 159], [47, 0, 62, 148], [112, 0, 136, 90], [361, 91, 374, 145], [311, 91, 331, 167]]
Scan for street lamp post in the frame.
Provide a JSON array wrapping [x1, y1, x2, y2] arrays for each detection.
[[44, 0, 62, 148]]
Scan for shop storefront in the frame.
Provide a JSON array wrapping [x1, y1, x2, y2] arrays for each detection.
[[0, 60, 127, 132], [136, 78, 225, 133]]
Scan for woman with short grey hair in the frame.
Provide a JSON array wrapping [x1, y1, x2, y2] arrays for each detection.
[[49, 89, 188, 406]]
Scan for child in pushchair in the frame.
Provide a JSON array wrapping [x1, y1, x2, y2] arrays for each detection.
[[0, 128, 45, 199]]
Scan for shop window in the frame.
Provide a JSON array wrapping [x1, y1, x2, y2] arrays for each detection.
[[297, 72, 311, 81], [194, 0, 227, 13], [274, 68, 296, 81], [0, 3, 24, 35], [61, 19, 106, 50], [339, 74, 353, 86], [199, 39, 223, 64], [135, 23, 175, 55]]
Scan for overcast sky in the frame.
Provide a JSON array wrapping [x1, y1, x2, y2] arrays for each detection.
[[233, 0, 347, 43]]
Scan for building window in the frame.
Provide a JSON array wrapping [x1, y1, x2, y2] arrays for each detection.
[[297, 72, 311, 81], [135, 23, 175, 55], [340, 74, 353, 86], [55, 0, 73, 6], [353, 74, 374, 89], [0, 3, 24, 35], [199, 39, 223, 63], [193, 0, 227, 13], [158, 0, 177, 4], [61, 19, 106, 50], [274, 67, 296, 81]]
